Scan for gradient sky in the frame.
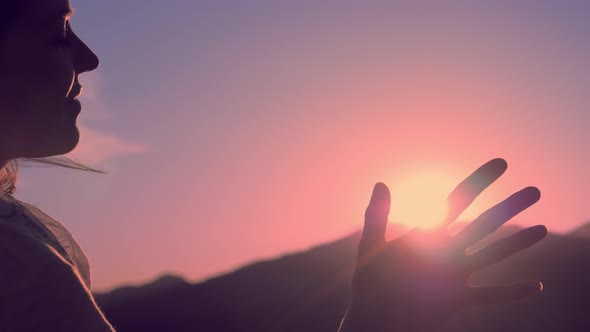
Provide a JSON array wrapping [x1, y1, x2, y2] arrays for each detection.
[[14, 1, 590, 291]]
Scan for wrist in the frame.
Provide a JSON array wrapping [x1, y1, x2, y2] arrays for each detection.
[[339, 302, 391, 332], [339, 300, 435, 332]]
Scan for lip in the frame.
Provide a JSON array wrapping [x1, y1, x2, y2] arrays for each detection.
[[68, 85, 83, 99], [65, 99, 82, 115]]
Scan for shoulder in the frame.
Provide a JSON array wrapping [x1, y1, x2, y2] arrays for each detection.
[[0, 222, 71, 268], [0, 194, 65, 256], [0, 192, 17, 217], [7, 197, 93, 289], [0, 223, 72, 296], [0, 223, 113, 332]]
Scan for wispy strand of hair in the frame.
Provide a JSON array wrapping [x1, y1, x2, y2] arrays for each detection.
[[0, 157, 105, 194]]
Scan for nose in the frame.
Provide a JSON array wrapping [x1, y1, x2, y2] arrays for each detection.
[[72, 31, 99, 74]]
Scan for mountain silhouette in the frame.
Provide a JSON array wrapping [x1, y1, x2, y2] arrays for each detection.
[[94, 222, 590, 332], [570, 222, 590, 239]]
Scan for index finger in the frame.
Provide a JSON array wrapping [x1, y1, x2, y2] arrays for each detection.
[[444, 158, 508, 226]]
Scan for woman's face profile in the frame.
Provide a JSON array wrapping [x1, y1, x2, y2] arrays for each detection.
[[0, 0, 99, 160]]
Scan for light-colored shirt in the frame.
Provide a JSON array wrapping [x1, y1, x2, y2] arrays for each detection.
[[0, 192, 91, 289], [0, 193, 115, 331]]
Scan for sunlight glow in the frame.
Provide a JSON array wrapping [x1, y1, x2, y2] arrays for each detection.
[[389, 171, 456, 229]]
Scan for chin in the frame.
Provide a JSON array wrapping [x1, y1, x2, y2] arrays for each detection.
[[52, 125, 80, 155], [25, 124, 80, 158]]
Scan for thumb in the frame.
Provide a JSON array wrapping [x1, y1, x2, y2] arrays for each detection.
[[358, 182, 390, 260]]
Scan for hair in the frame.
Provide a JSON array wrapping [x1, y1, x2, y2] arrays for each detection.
[[0, 158, 105, 194], [0, 2, 24, 35], [0, 4, 105, 194]]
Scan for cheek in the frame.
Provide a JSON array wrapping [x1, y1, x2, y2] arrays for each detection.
[[17, 50, 76, 121], [0, 33, 75, 121], [33, 52, 75, 103]]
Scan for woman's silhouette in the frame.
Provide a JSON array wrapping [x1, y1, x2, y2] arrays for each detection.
[[0, 0, 114, 330], [0, 1, 547, 331]]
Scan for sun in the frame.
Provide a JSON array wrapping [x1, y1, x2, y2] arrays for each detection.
[[389, 171, 457, 229]]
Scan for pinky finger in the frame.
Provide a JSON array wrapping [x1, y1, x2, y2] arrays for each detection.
[[466, 280, 543, 305]]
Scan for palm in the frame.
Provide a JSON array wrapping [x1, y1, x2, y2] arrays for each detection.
[[342, 159, 546, 331]]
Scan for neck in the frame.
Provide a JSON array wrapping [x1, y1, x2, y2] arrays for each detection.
[[0, 138, 23, 167]]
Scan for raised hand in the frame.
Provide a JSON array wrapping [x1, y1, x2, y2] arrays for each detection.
[[339, 158, 547, 331]]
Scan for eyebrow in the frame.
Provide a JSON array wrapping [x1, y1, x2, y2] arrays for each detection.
[[49, 8, 75, 23]]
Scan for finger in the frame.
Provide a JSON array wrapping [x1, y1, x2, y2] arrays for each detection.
[[466, 225, 547, 272], [358, 183, 390, 260], [453, 186, 541, 248], [444, 158, 507, 226], [466, 280, 543, 305]]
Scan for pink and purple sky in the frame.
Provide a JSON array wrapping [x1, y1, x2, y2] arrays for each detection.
[[15, 1, 590, 291]]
